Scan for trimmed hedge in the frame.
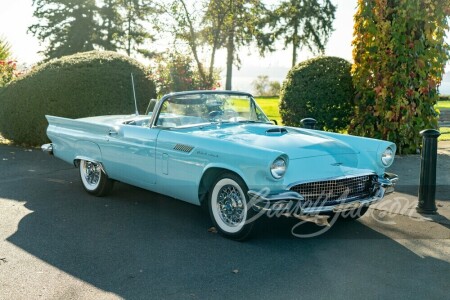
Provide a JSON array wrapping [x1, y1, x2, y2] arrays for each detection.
[[0, 51, 156, 145], [279, 56, 355, 131]]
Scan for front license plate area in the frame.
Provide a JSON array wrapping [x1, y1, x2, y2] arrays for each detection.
[[333, 202, 361, 212]]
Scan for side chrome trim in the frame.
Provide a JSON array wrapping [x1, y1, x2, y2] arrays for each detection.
[[41, 143, 53, 155]]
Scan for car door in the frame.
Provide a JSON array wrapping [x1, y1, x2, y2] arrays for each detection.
[[100, 124, 160, 189]]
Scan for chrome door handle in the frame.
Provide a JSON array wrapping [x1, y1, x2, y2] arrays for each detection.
[[108, 130, 118, 136]]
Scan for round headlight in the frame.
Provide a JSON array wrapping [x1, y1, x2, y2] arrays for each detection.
[[271, 157, 287, 179], [381, 147, 394, 166]]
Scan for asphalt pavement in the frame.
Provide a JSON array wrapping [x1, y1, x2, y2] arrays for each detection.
[[0, 144, 449, 299]]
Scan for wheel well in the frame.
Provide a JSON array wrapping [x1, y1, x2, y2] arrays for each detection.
[[73, 159, 80, 168], [198, 167, 241, 205]]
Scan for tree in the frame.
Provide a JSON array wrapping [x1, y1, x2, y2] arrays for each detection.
[[269, 0, 336, 67], [29, 0, 99, 59], [122, 0, 156, 57], [205, 0, 267, 90], [29, 0, 156, 60], [148, 51, 220, 96], [350, 0, 450, 154], [268, 80, 281, 96], [160, 0, 219, 88], [251, 75, 281, 96], [252, 75, 270, 96]]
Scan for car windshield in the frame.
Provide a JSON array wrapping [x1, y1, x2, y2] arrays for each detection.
[[154, 93, 270, 128]]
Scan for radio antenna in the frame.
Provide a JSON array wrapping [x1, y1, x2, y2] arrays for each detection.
[[131, 73, 139, 115]]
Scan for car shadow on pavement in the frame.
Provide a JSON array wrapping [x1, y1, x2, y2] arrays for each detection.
[[2, 164, 449, 299]]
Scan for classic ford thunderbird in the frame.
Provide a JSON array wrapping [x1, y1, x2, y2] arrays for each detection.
[[42, 90, 398, 240]]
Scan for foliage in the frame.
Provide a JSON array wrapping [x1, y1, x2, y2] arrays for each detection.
[[0, 38, 16, 87], [148, 52, 220, 96], [269, 81, 281, 96], [350, 0, 450, 154], [161, 0, 219, 88], [29, 0, 156, 60], [0, 51, 156, 145], [0, 60, 17, 88], [204, 0, 267, 90], [159, 0, 268, 90], [279, 56, 355, 131], [98, 0, 157, 57], [0, 38, 11, 61], [251, 75, 281, 96], [263, 0, 336, 67]]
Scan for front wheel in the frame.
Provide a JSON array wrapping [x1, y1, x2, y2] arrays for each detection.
[[79, 159, 114, 196], [208, 173, 254, 241]]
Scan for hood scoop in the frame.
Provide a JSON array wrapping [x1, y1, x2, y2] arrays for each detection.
[[266, 127, 288, 136]]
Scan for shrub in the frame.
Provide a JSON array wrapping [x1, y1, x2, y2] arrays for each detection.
[[350, 0, 450, 154], [0, 51, 156, 145], [279, 56, 355, 131]]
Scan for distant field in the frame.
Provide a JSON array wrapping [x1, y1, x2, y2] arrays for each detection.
[[255, 97, 450, 141]]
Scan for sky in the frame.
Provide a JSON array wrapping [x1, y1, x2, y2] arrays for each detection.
[[0, 0, 357, 92]]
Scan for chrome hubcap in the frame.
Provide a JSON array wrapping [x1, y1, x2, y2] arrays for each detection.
[[83, 161, 100, 186], [217, 185, 245, 227]]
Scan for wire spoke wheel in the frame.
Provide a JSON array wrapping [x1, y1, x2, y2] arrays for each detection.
[[208, 173, 254, 240], [79, 159, 114, 196]]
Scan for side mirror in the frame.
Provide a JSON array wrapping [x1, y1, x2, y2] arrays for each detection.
[[271, 119, 278, 125], [300, 118, 317, 129]]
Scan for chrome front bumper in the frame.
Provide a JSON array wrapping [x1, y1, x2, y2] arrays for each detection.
[[248, 173, 398, 215]]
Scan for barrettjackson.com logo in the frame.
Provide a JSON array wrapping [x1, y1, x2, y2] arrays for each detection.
[[246, 188, 426, 238]]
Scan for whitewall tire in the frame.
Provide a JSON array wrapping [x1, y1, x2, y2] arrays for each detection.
[[208, 173, 254, 240], [79, 159, 114, 196]]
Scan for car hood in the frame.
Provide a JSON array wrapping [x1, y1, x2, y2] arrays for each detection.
[[185, 123, 358, 160]]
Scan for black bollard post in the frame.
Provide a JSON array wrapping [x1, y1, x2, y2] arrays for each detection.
[[300, 118, 317, 129], [416, 129, 441, 214]]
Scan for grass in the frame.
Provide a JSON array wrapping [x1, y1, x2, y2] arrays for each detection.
[[436, 101, 450, 110], [255, 96, 282, 125]]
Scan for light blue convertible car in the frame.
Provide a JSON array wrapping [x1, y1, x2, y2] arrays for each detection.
[[42, 90, 398, 240]]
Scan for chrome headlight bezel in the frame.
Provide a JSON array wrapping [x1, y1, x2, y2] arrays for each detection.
[[381, 147, 394, 167], [270, 156, 287, 179]]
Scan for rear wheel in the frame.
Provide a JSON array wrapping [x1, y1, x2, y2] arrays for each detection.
[[208, 173, 254, 241], [79, 159, 114, 196]]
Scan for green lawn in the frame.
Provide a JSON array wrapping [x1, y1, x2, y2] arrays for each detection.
[[255, 96, 282, 124], [436, 101, 450, 109]]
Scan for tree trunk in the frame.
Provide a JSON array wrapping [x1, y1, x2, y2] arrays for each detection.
[[225, 29, 234, 90], [292, 20, 298, 67], [127, 15, 131, 56]]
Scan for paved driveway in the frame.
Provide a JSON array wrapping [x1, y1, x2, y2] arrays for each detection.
[[0, 145, 449, 299]]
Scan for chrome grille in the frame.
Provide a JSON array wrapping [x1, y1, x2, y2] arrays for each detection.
[[290, 175, 376, 204]]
